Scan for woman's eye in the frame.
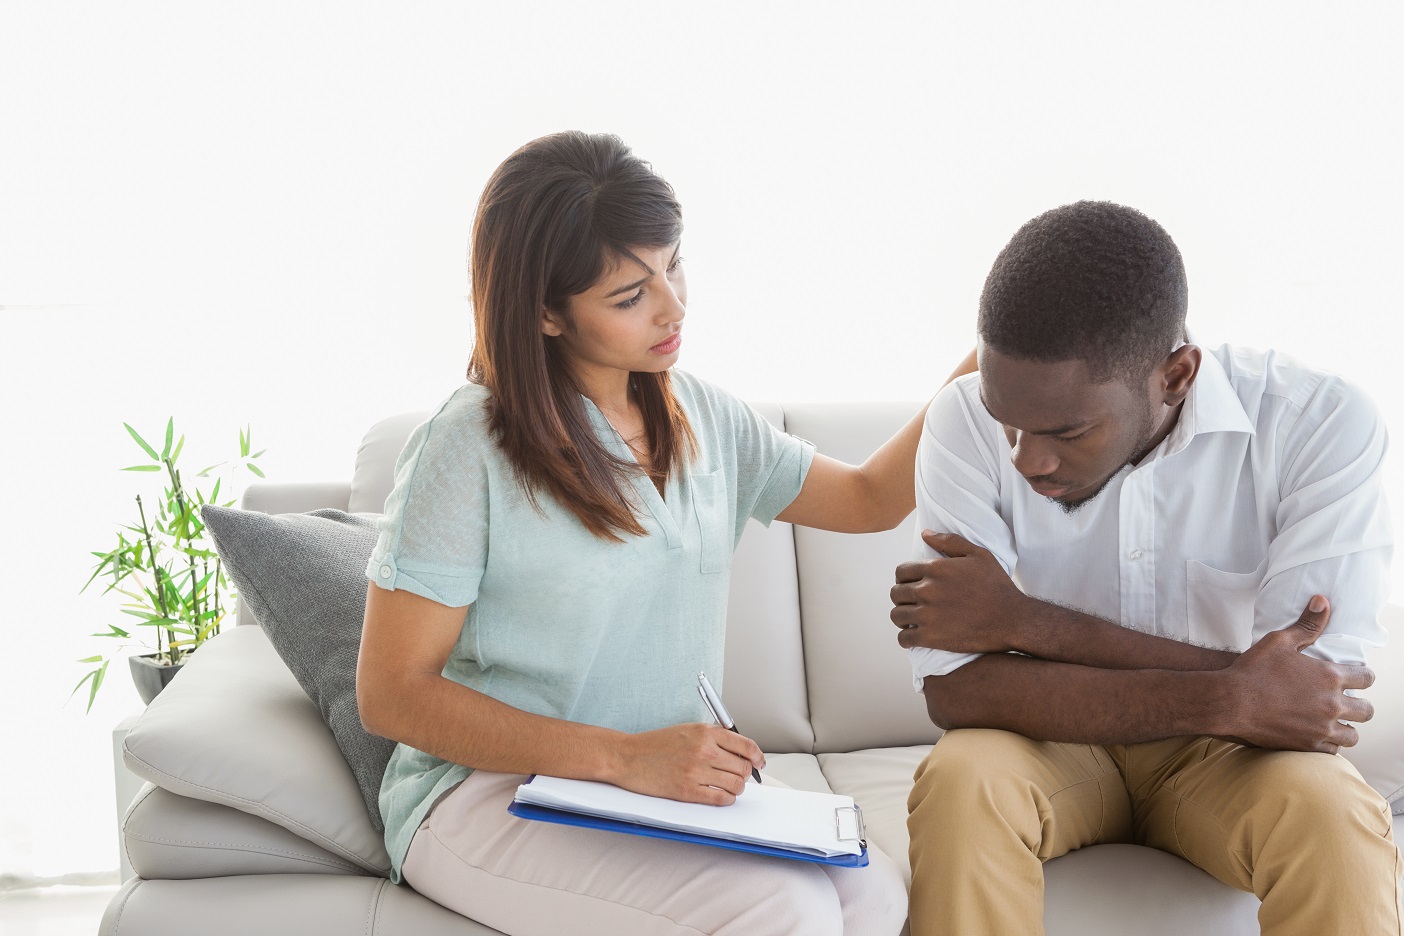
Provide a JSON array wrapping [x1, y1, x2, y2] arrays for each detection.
[[667, 255, 685, 274], [616, 289, 645, 310]]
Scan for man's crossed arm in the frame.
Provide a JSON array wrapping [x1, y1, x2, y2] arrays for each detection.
[[890, 531, 1374, 754]]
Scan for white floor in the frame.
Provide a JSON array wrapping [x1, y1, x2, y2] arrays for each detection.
[[0, 885, 119, 936]]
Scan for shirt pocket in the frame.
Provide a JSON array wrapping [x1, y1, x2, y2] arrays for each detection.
[[1185, 558, 1266, 651], [690, 468, 731, 575]]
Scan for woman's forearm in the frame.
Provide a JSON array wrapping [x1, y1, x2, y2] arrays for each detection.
[[363, 667, 629, 781], [776, 348, 979, 533], [854, 347, 980, 527]]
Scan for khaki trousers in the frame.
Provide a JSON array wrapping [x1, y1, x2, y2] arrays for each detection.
[[403, 769, 909, 936], [907, 729, 1403, 936]]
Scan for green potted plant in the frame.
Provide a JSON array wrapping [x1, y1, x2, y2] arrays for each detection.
[[74, 419, 266, 711]]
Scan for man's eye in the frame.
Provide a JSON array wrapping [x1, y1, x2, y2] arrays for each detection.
[[1057, 431, 1089, 443]]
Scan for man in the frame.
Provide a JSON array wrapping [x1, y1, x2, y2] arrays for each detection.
[[891, 201, 1399, 935]]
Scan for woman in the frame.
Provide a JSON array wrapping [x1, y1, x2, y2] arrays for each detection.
[[357, 131, 975, 935]]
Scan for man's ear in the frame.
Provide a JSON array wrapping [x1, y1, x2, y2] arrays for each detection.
[[1159, 344, 1201, 406], [541, 307, 565, 337]]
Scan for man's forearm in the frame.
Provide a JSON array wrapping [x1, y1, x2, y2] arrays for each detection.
[[922, 653, 1231, 745], [1010, 598, 1238, 671]]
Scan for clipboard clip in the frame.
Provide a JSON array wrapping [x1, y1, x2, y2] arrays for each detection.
[[834, 805, 867, 849]]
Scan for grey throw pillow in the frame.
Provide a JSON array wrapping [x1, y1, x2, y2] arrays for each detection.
[[200, 505, 394, 830]]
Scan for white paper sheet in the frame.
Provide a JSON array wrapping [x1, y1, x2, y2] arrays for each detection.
[[513, 775, 864, 858]]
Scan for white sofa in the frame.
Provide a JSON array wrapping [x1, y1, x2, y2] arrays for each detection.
[[102, 403, 1404, 935]]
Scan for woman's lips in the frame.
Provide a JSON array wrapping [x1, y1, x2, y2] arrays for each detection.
[[651, 333, 682, 354]]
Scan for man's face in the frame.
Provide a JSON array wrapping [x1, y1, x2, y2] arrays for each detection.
[[977, 344, 1163, 513]]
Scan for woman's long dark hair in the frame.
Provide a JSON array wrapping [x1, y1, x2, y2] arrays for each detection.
[[466, 131, 696, 541]]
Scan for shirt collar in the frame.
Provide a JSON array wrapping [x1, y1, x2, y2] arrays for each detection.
[[1160, 344, 1256, 458]]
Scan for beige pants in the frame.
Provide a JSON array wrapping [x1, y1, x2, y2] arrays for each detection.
[[907, 729, 1403, 936], [403, 769, 908, 936]]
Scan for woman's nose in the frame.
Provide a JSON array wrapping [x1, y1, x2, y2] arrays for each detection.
[[658, 280, 685, 324]]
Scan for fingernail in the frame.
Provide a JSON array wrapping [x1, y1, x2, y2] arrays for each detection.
[[1309, 595, 1326, 612]]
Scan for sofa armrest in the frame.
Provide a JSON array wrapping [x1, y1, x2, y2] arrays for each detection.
[[122, 626, 391, 875]]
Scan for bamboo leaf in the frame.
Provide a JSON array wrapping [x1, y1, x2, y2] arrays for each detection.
[[161, 417, 174, 459], [123, 423, 160, 461], [69, 659, 110, 714], [171, 434, 185, 464], [77, 655, 104, 663], [121, 464, 162, 472], [246, 463, 265, 478], [89, 660, 109, 713]]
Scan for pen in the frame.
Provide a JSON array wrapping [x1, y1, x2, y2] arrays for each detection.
[[697, 671, 762, 784]]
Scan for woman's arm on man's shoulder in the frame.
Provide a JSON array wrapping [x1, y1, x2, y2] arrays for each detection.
[[776, 348, 977, 533]]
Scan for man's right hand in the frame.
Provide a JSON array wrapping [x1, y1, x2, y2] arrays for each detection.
[[1220, 595, 1375, 753], [608, 724, 765, 806]]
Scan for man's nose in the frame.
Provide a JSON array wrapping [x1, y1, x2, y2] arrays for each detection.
[[1010, 432, 1058, 479]]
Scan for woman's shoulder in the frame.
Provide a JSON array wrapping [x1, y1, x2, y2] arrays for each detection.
[[669, 368, 747, 422], [401, 382, 499, 468]]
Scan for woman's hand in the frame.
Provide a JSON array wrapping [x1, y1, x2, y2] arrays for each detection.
[[609, 724, 765, 805]]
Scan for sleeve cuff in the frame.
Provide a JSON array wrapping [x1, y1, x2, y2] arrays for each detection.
[[365, 551, 478, 609], [908, 647, 983, 691]]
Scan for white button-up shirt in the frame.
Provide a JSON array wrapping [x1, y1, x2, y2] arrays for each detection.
[[909, 344, 1393, 689]]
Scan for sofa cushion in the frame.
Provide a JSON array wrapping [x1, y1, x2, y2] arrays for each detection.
[[100, 874, 502, 936], [123, 625, 391, 874], [123, 783, 370, 879], [785, 403, 946, 753], [200, 505, 395, 830]]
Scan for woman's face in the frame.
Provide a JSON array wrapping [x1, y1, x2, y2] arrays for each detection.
[[543, 243, 686, 393]]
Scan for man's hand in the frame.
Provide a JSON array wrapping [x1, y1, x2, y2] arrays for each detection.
[[1219, 595, 1375, 753], [890, 530, 1033, 653], [610, 724, 765, 806]]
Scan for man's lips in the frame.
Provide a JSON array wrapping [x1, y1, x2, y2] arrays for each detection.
[[651, 333, 682, 354], [1029, 482, 1072, 498]]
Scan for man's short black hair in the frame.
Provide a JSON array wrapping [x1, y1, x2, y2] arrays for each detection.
[[978, 201, 1188, 384]]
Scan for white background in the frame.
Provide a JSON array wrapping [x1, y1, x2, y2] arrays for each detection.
[[1, 1, 1400, 885]]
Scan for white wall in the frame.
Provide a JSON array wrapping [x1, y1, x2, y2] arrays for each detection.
[[1, 1, 1399, 883]]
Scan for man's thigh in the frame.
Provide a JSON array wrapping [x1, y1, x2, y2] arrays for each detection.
[[909, 728, 1134, 860], [1126, 737, 1396, 890]]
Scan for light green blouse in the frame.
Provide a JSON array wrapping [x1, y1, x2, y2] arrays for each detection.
[[365, 370, 814, 882]]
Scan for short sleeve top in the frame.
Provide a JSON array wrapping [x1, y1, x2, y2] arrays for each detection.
[[365, 369, 814, 881]]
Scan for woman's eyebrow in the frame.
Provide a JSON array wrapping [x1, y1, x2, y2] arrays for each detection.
[[604, 274, 650, 298]]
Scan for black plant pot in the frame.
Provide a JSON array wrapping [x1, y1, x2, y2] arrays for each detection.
[[129, 654, 185, 705]]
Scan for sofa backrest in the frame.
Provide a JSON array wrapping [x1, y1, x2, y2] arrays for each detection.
[[327, 403, 939, 756]]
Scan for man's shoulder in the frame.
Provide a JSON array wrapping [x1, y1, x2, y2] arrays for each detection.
[[1209, 343, 1384, 455]]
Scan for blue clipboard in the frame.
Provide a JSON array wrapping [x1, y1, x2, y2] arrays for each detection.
[[507, 800, 870, 867]]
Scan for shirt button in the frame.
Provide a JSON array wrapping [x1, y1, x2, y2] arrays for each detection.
[[379, 565, 393, 578], [1129, 549, 1144, 561]]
